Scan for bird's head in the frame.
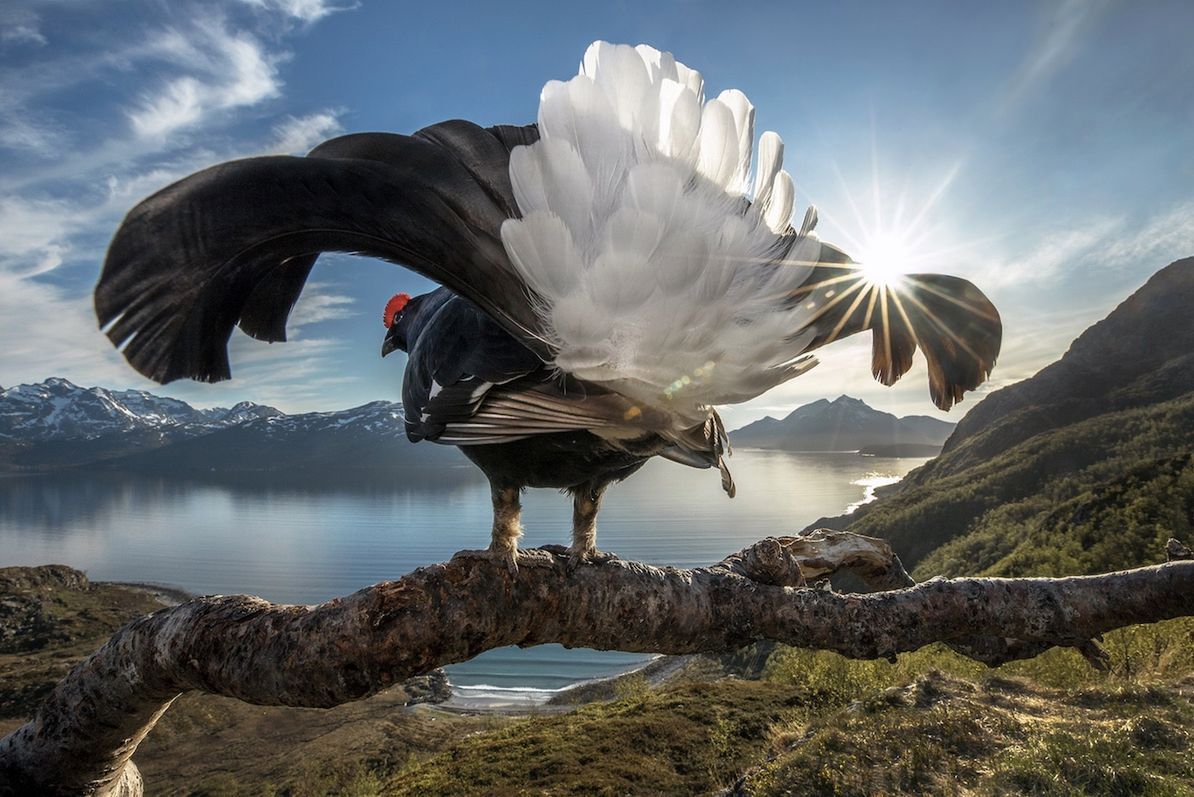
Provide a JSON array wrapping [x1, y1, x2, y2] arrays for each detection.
[[380, 292, 414, 356], [381, 287, 456, 358]]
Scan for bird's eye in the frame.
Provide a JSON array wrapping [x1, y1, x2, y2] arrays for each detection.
[[383, 292, 412, 328]]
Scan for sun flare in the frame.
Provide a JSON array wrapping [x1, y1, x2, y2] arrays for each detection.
[[857, 232, 912, 286]]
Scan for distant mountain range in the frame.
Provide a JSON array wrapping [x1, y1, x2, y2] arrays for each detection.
[[0, 378, 464, 479], [815, 256, 1194, 576], [730, 395, 954, 455], [0, 377, 282, 441], [0, 378, 945, 478]]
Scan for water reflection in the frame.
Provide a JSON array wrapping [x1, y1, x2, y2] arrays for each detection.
[[0, 450, 926, 688]]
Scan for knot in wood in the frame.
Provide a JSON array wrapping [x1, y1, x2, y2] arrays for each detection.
[[738, 537, 805, 586]]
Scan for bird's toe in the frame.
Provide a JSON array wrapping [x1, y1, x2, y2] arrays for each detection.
[[565, 546, 619, 572], [451, 547, 520, 577]]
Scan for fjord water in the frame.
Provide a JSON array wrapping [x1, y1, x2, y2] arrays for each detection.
[[0, 450, 925, 698]]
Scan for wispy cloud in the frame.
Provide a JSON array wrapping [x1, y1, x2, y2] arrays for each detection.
[[239, 0, 357, 24], [1101, 202, 1194, 270], [0, 6, 46, 47], [0, 112, 65, 155], [288, 282, 356, 329], [128, 20, 282, 138], [986, 202, 1194, 289], [0, 270, 144, 390], [268, 111, 343, 154], [0, 196, 79, 276], [984, 216, 1123, 288], [996, 0, 1111, 115]]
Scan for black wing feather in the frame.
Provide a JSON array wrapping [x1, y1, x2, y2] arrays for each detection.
[[787, 242, 1002, 411], [95, 121, 545, 384]]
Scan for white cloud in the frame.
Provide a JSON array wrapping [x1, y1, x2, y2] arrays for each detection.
[[984, 216, 1122, 288], [0, 113, 65, 155], [1101, 201, 1194, 270], [0, 6, 46, 46], [129, 22, 282, 139], [0, 196, 78, 274], [0, 271, 150, 390], [985, 201, 1194, 290], [130, 78, 206, 138], [239, 0, 357, 24], [268, 111, 343, 154], [288, 282, 356, 329]]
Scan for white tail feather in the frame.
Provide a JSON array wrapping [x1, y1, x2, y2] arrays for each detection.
[[501, 41, 827, 418]]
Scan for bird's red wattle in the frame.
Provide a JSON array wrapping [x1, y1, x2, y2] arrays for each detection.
[[384, 293, 411, 327]]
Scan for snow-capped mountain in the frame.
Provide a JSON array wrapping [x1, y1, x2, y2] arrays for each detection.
[[0, 379, 432, 476], [241, 401, 406, 439], [0, 378, 282, 441], [730, 395, 955, 453]]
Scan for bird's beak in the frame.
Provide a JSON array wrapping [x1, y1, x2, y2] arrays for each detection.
[[381, 329, 400, 358]]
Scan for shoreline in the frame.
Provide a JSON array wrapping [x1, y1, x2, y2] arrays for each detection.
[[87, 465, 912, 714], [443, 654, 696, 712], [103, 580, 195, 607]]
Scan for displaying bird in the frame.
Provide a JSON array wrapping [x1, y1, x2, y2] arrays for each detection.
[[96, 41, 1001, 572]]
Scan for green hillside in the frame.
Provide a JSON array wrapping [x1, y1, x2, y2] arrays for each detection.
[[845, 392, 1194, 578], [820, 257, 1194, 579]]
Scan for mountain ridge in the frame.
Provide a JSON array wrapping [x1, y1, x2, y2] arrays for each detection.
[[810, 256, 1194, 574], [0, 377, 284, 442], [3, 379, 953, 474], [731, 394, 954, 453], [0, 378, 465, 477]]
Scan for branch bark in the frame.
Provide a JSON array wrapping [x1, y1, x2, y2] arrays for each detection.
[[2, 531, 1192, 796]]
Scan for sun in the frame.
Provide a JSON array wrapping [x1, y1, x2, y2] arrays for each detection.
[[856, 232, 912, 286]]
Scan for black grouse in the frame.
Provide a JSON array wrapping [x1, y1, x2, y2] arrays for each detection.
[[95, 41, 1001, 572]]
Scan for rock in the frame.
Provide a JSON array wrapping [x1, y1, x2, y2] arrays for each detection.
[[402, 668, 452, 705]]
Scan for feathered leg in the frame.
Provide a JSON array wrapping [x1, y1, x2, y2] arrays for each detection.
[[489, 483, 523, 575], [567, 482, 618, 568]]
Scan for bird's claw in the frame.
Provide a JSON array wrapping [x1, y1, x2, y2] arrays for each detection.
[[451, 547, 520, 577], [565, 547, 619, 572]]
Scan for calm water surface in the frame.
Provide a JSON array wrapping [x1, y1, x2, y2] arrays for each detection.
[[0, 450, 925, 695]]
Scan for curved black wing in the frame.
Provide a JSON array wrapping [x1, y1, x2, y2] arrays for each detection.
[[788, 242, 1002, 411], [95, 121, 547, 384]]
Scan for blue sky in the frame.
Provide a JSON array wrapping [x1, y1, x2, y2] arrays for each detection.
[[1, 0, 1191, 429]]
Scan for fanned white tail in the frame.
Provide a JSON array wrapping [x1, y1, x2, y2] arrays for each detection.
[[501, 41, 825, 419]]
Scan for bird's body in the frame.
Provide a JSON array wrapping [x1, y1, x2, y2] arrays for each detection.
[[391, 286, 728, 563], [95, 41, 1002, 571]]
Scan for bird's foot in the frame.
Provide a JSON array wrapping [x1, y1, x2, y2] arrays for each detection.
[[565, 545, 619, 572], [451, 545, 520, 577]]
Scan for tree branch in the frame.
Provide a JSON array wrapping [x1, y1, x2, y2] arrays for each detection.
[[2, 532, 1192, 796]]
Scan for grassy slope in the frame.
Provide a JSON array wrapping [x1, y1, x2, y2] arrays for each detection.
[[389, 679, 807, 796], [0, 567, 496, 796], [842, 393, 1194, 577], [380, 617, 1193, 797], [2, 565, 1192, 795], [741, 670, 1194, 797], [0, 565, 165, 720]]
